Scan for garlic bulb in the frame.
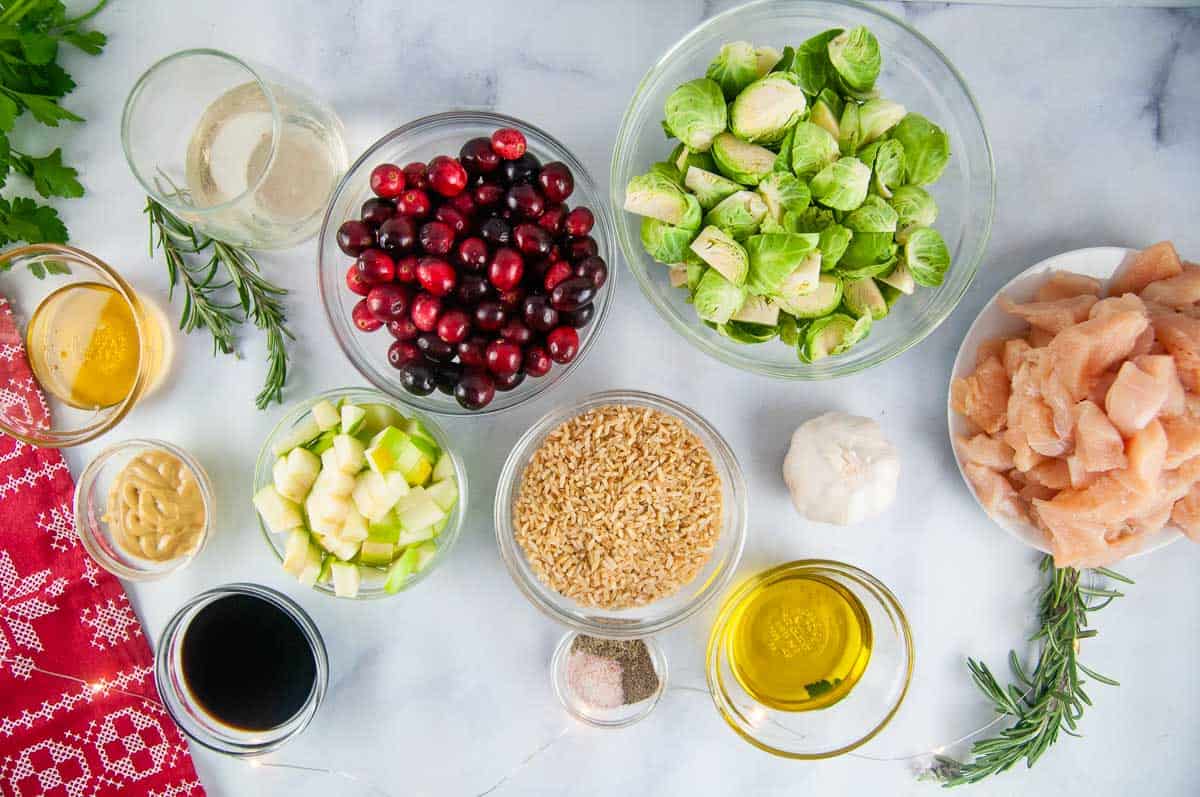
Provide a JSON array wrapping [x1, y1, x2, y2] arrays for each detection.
[[782, 412, 900, 525]]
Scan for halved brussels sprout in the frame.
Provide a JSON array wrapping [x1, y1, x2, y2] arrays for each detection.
[[877, 280, 904, 308], [705, 41, 760, 100], [678, 193, 704, 231], [757, 172, 812, 223], [790, 122, 840, 179], [648, 161, 683, 186], [888, 184, 938, 229], [780, 273, 842, 319], [641, 217, 698, 263], [663, 78, 728, 152], [668, 264, 689, 288], [704, 190, 768, 241], [904, 226, 951, 287], [878, 260, 915, 295], [838, 101, 860, 155], [670, 143, 717, 175], [731, 293, 781, 326], [778, 252, 822, 299], [770, 45, 796, 74], [745, 232, 819, 296], [792, 29, 843, 96], [827, 27, 881, 95], [817, 223, 853, 270], [803, 311, 871, 361], [838, 231, 898, 278], [891, 113, 950, 185], [858, 99, 906, 145], [843, 195, 898, 233], [623, 172, 693, 226], [773, 125, 796, 174], [730, 72, 808, 145], [718, 320, 779, 344], [685, 166, 742, 210], [778, 312, 801, 346], [710, 132, 776, 186], [754, 46, 783, 76], [693, 268, 748, 324], [843, 277, 889, 320], [789, 206, 835, 233], [810, 156, 870, 211], [690, 225, 750, 285], [809, 88, 843, 139], [868, 139, 906, 198]]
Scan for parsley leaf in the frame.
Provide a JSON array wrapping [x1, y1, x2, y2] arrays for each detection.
[[13, 147, 82, 198], [0, 94, 18, 131], [18, 32, 57, 66], [12, 91, 82, 126], [0, 196, 67, 245]]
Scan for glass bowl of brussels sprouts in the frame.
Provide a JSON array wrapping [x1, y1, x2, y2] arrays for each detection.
[[611, 0, 994, 378]]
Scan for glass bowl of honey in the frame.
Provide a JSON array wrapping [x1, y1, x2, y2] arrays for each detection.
[[0, 244, 172, 447], [706, 560, 914, 759]]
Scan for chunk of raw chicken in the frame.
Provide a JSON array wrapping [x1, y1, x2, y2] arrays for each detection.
[[1151, 312, 1200, 392], [1035, 271, 1102, 302], [1072, 400, 1126, 473], [1140, 270, 1200, 308], [1105, 360, 1168, 436], [951, 356, 1009, 435], [998, 294, 1097, 334], [1046, 311, 1149, 400], [1170, 483, 1200, 542], [1107, 241, 1183, 297], [955, 434, 1015, 471]]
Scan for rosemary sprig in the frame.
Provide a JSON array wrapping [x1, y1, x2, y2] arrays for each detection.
[[146, 197, 293, 409], [932, 555, 1131, 787]]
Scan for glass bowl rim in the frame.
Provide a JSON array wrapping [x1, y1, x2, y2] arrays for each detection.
[[609, 0, 996, 379], [493, 389, 748, 637], [315, 109, 617, 416]]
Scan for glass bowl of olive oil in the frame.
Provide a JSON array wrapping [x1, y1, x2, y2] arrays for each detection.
[[706, 560, 914, 759]]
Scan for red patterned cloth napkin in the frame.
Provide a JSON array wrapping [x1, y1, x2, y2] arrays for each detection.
[[0, 296, 205, 797]]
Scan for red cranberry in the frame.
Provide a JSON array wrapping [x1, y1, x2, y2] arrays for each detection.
[[416, 332, 457, 363], [434, 205, 469, 234], [488, 248, 524, 291], [387, 340, 422, 369], [436, 309, 471, 344], [410, 293, 442, 332], [473, 300, 506, 332], [460, 137, 501, 174], [399, 361, 436, 396], [550, 276, 596, 313], [546, 326, 579, 363], [432, 362, 463, 395], [395, 254, 420, 283], [402, 162, 428, 190], [490, 128, 527, 160], [500, 318, 534, 346], [377, 216, 417, 253], [427, 155, 469, 197], [396, 189, 432, 219], [500, 153, 540, 185], [352, 299, 383, 332], [449, 191, 476, 217], [356, 249, 395, 284], [457, 335, 489, 368], [506, 184, 545, 219], [337, 220, 375, 256], [485, 340, 523, 376], [561, 302, 595, 329], [537, 162, 574, 203], [361, 197, 396, 227], [474, 182, 505, 208], [455, 368, 496, 410], [416, 257, 457, 297], [387, 317, 419, 341], [366, 283, 410, 321], [498, 288, 525, 311], [564, 207, 594, 237], [370, 163, 406, 198], [513, 223, 552, 257], [522, 294, 560, 332], [526, 257, 553, 284], [576, 255, 608, 289], [419, 221, 455, 256], [543, 260, 573, 291], [480, 218, 512, 247], [538, 204, 567, 235], [494, 370, 526, 392], [456, 237, 490, 271], [564, 235, 598, 262], [345, 263, 372, 296], [524, 346, 552, 377], [456, 273, 492, 305]]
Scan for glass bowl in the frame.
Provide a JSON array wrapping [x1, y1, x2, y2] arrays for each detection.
[[0, 244, 172, 447], [494, 390, 748, 638], [74, 439, 214, 581], [610, 0, 995, 379], [550, 631, 668, 729], [317, 111, 616, 415], [706, 560, 914, 759], [253, 387, 467, 599]]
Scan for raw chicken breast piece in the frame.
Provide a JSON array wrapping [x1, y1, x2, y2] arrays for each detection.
[[1035, 271, 1102, 302], [1151, 312, 1200, 392], [964, 464, 1026, 522], [1088, 293, 1145, 321], [1124, 419, 1167, 489], [1073, 400, 1126, 473], [1161, 415, 1200, 469], [1026, 458, 1071, 490], [1107, 241, 1183, 297], [956, 434, 1016, 471], [951, 356, 1010, 435], [1002, 338, 1033, 378], [1105, 360, 1167, 436], [1046, 310, 1149, 400], [1134, 354, 1185, 417], [1140, 270, 1200, 308], [998, 294, 1097, 334], [1169, 483, 1200, 542]]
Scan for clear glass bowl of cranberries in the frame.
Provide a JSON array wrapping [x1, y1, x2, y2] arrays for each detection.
[[318, 111, 615, 414]]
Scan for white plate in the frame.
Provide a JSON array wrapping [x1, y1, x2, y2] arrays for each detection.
[[947, 246, 1184, 558]]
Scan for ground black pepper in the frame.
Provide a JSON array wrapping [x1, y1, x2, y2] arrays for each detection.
[[570, 635, 660, 704]]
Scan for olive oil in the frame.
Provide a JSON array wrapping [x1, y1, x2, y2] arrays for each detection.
[[726, 573, 871, 711]]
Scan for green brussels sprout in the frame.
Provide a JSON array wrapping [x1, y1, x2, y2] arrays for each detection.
[[648, 161, 683, 186], [754, 46, 783, 76], [770, 45, 796, 74], [791, 29, 843, 95], [757, 172, 812, 224], [670, 143, 717, 175], [678, 193, 704, 231], [817, 223, 853, 270], [877, 280, 904, 307], [809, 88, 843, 139], [858, 99, 906, 145], [693, 268, 748, 324], [690, 225, 750, 285], [745, 232, 819, 296], [778, 312, 801, 346], [777, 252, 822, 300], [773, 125, 796, 174], [710, 132, 776, 186], [868, 139, 906, 198], [640, 217, 697, 263], [729, 72, 808, 145], [904, 226, 951, 287], [827, 26, 881, 95], [843, 276, 889, 320], [790, 122, 840, 179], [838, 101, 861, 155], [623, 172, 694, 226], [789, 206, 836, 233], [719, 320, 779, 344], [685, 166, 742, 211], [780, 273, 843, 319], [838, 231, 898, 279], [843, 194, 898, 233], [663, 78, 728, 152], [705, 41, 760, 100], [802, 312, 870, 361], [704, 190, 768, 241], [890, 113, 950, 185], [668, 264, 689, 289], [731, 294, 781, 327], [878, 260, 915, 295], [810, 157, 870, 211], [888, 185, 938, 229]]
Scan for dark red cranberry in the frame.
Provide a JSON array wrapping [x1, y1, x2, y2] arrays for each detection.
[[427, 155, 469, 197], [485, 340, 523, 375], [513, 223, 552, 257], [360, 197, 396, 227], [419, 221, 455, 256], [543, 260, 573, 291], [396, 189, 432, 219], [564, 235, 598, 262], [501, 152, 541, 185], [457, 336, 489, 368], [356, 249, 395, 284], [399, 361, 436, 396], [455, 368, 495, 410], [488, 248, 524, 291], [537, 162, 574, 203], [480, 217, 512, 247], [436, 309, 471, 344], [575, 255, 609, 289], [550, 276, 596, 313], [402, 162, 428, 190], [538, 204, 567, 235], [377, 216, 417, 253], [497, 288, 525, 311], [490, 128, 527, 160], [387, 340, 422, 369], [561, 302, 595, 328], [473, 182, 505, 208], [505, 184, 545, 219], [366, 283, 410, 322], [461, 137, 502, 174], [546, 326, 579, 363], [522, 294, 560, 332], [564, 207, 594, 237], [524, 346, 552, 377], [493, 369, 525, 392], [416, 257, 457, 297], [500, 318, 534, 346], [448, 191, 476, 218], [455, 237, 490, 271], [526, 257, 553, 284], [345, 263, 372, 296], [473, 300, 506, 332], [387, 317, 419, 341], [410, 293, 442, 332], [416, 332, 456, 363], [370, 163, 406, 198], [352, 299, 383, 332], [456, 273, 492, 305], [434, 205, 469, 234], [395, 254, 420, 283], [337, 220, 375, 256], [432, 362, 464, 395]]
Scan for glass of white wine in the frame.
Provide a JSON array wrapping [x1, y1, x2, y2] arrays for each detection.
[[122, 49, 348, 250]]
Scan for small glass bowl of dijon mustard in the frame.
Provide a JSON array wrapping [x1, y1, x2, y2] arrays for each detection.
[[74, 439, 213, 581]]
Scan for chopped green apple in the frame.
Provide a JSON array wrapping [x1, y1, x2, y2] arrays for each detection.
[[271, 416, 321, 458], [340, 403, 367, 436], [272, 457, 306, 503], [364, 426, 407, 473], [297, 546, 324, 586], [358, 540, 394, 567], [431, 453, 455, 483], [285, 446, 320, 492], [431, 516, 448, 536], [413, 541, 437, 572], [316, 534, 360, 562], [397, 524, 436, 547], [394, 487, 446, 532], [253, 485, 303, 532], [351, 470, 410, 521], [311, 399, 340, 431], [367, 511, 402, 545], [306, 490, 350, 529], [282, 528, 312, 575], [308, 429, 337, 455], [332, 434, 366, 475], [404, 419, 440, 461], [340, 506, 369, 542], [317, 555, 334, 585], [426, 479, 458, 513], [356, 402, 406, 441], [330, 561, 361, 598], [384, 546, 420, 594], [314, 451, 356, 497]]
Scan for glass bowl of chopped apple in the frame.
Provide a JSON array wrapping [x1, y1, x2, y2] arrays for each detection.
[[253, 388, 466, 599]]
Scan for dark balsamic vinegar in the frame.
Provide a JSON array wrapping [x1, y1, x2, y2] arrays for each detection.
[[180, 594, 317, 732]]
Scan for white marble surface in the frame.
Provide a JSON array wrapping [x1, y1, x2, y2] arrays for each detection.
[[27, 1, 1200, 795]]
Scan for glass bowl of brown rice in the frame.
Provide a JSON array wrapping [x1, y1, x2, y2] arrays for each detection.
[[494, 390, 748, 638]]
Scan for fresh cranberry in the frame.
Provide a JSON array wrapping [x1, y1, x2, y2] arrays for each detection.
[[387, 317, 419, 341], [427, 155, 469, 197], [416, 257, 457, 297], [410, 293, 442, 332], [500, 153, 540, 185], [526, 257, 553, 284], [485, 340, 523, 375], [377, 216, 417, 253], [546, 326, 579, 363], [387, 340, 422, 369], [524, 346, 552, 377], [480, 218, 512, 247], [433, 362, 464, 395], [576, 255, 608, 289], [419, 221, 455, 256], [395, 254, 420, 283], [416, 332, 456, 363], [345, 263, 372, 296], [473, 300, 506, 332], [436, 309, 471, 344], [494, 369, 525, 392], [500, 318, 534, 346], [490, 128, 527, 160], [497, 288, 525, 311], [538, 204, 567, 235], [356, 249, 395, 284], [366, 283, 410, 322], [396, 189, 432, 219], [473, 182, 505, 208], [506, 184, 545, 219], [537, 162, 574, 203], [543, 260, 574, 291], [434, 205, 469, 234], [402, 162, 428, 190], [564, 235, 598, 262], [456, 273, 492, 305], [457, 335, 489, 367], [562, 302, 595, 329], [337, 220, 375, 256], [370, 163, 406, 198], [522, 294, 560, 332], [455, 237, 490, 271], [352, 299, 383, 332], [399, 361, 436, 396], [449, 191, 476, 217], [564, 207, 594, 237], [455, 368, 496, 410], [550, 276, 596, 312], [513, 223, 552, 257], [360, 197, 395, 227], [488, 248, 524, 291], [460, 137, 501, 174]]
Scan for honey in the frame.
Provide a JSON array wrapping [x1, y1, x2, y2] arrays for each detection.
[[726, 573, 871, 711]]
